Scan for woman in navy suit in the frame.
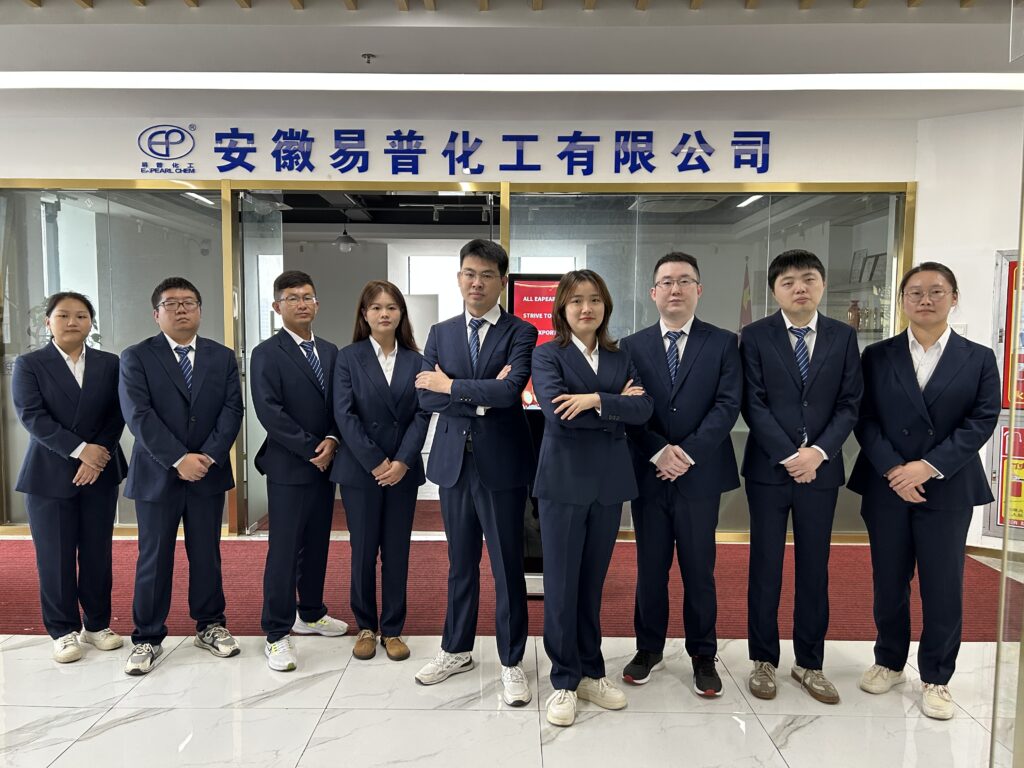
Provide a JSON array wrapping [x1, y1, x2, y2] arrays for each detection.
[[12, 292, 128, 663], [848, 262, 999, 720], [532, 269, 654, 727], [332, 280, 430, 663]]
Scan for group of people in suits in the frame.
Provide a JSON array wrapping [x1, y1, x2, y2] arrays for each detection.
[[11, 239, 998, 726]]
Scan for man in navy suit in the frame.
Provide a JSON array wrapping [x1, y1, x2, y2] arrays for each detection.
[[620, 253, 741, 697], [251, 270, 347, 673], [414, 239, 537, 707], [120, 277, 244, 676], [740, 250, 862, 704]]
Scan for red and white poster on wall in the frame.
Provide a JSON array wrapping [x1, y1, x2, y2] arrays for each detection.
[[1003, 260, 1024, 409], [507, 273, 561, 409]]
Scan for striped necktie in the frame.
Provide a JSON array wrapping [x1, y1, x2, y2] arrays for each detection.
[[299, 340, 325, 391], [665, 330, 684, 385], [175, 345, 193, 391], [789, 326, 811, 384], [468, 318, 485, 370]]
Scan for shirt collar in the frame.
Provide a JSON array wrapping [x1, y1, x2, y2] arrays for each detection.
[[908, 324, 952, 354], [780, 310, 818, 334], [164, 333, 197, 352], [465, 304, 502, 328], [283, 327, 316, 347], [571, 334, 599, 359], [368, 335, 397, 359], [660, 316, 695, 338], [51, 338, 85, 363]]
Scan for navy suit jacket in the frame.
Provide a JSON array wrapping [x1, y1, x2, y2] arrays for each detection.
[[119, 333, 243, 502], [740, 311, 863, 488], [622, 319, 742, 501], [847, 331, 1000, 509], [251, 329, 339, 486], [12, 343, 128, 498], [419, 308, 537, 491], [531, 340, 654, 506], [331, 339, 430, 490]]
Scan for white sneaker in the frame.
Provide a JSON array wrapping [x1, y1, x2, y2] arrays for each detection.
[[500, 664, 532, 706], [545, 689, 578, 727], [124, 643, 163, 676], [52, 632, 82, 663], [265, 637, 298, 672], [414, 649, 474, 685], [576, 676, 628, 710], [291, 614, 349, 637], [922, 683, 955, 720], [80, 628, 124, 651], [860, 664, 906, 695]]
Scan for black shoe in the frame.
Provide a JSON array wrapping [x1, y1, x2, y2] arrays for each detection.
[[622, 650, 663, 685], [692, 655, 723, 697]]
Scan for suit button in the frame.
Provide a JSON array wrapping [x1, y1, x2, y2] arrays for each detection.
[[461, 430, 467, 436], [928, 429, 934, 436], [393, 421, 399, 427], [802, 401, 809, 407], [902, 429, 910, 436], [190, 416, 197, 423], [671, 407, 677, 413]]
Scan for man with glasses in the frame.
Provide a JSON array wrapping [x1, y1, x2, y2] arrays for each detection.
[[119, 277, 244, 676], [251, 270, 346, 673], [414, 239, 537, 707], [620, 253, 742, 696]]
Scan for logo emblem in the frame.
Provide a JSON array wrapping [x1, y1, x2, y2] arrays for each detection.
[[138, 125, 195, 160]]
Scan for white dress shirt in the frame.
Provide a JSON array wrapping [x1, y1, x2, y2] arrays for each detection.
[[465, 304, 503, 415], [369, 336, 399, 385], [908, 325, 952, 479], [570, 334, 602, 416], [53, 339, 87, 458], [777, 312, 828, 465], [650, 317, 696, 468]]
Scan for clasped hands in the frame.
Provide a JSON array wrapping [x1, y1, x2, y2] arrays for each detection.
[[415, 364, 512, 394], [73, 443, 111, 486], [782, 447, 824, 485], [885, 460, 936, 503], [371, 458, 409, 487], [553, 379, 645, 421]]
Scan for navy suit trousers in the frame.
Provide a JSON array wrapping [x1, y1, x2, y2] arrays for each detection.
[[26, 487, 118, 639]]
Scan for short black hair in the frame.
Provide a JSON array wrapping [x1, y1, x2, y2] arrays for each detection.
[[274, 270, 316, 299], [46, 291, 95, 320], [768, 249, 826, 290], [151, 277, 202, 310], [652, 252, 701, 285], [899, 261, 959, 297], [460, 239, 510, 277]]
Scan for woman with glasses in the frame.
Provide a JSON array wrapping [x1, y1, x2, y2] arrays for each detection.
[[332, 280, 430, 663], [848, 262, 999, 720], [12, 292, 128, 663], [531, 269, 653, 727]]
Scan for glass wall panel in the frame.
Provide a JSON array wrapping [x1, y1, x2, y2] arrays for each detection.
[[0, 189, 224, 525]]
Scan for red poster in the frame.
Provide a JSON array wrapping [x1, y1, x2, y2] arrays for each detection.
[[997, 426, 1024, 528], [1003, 261, 1024, 409], [507, 274, 561, 409]]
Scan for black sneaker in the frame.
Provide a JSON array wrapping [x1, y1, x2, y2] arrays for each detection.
[[692, 655, 723, 697], [622, 650, 663, 685]]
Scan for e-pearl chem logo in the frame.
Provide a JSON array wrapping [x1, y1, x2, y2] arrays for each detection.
[[138, 124, 198, 175]]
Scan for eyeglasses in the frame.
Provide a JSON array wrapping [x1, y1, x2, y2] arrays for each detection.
[[459, 269, 500, 283], [278, 295, 319, 306], [654, 277, 700, 290], [158, 299, 200, 311], [903, 289, 952, 304]]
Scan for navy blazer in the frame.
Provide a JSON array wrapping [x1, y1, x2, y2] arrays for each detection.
[[331, 339, 430, 490], [847, 331, 1000, 509], [531, 340, 654, 506], [119, 333, 243, 502], [251, 329, 339, 485], [622, 319, 742, 500], [12, 343, 128, 498], [739, 311, 863, 488], [419, 309, 538, 491]]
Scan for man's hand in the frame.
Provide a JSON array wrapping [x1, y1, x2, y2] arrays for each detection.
[[73, 463, 101, 486], [415, 364, 453, 395], [553, 393, 601, 421], [887, 460, 935, 495], [496, 364, 512, 381], [654, 445, 691, 481], [79, 443, 110, 471], [377, 460, 409, 487], [371, 458, 391, 479], [620, 378, 645, 397], [177, 453, 211, 482], [783, 447, 824, 483], [310, 438, 337, 472]]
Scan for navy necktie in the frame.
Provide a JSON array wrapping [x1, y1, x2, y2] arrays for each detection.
[[468, 318, 485, 370], [299, 340, 325, 391], [175, 345, 193, 391], [665, 330, 685, 384], [790, 326, 811, 384]]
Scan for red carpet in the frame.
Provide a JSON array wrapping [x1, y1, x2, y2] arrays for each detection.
[[256, 501, 445, 533], [0, 539, 1007, 640]]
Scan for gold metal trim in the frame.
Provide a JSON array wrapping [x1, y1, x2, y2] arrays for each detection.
[[499, 181, 511, 253], [507, 182, 913, 194], [0, 180, 222, 191], [226, 181, 500, 193]]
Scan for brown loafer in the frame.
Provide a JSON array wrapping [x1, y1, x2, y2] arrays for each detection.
[[352, 629, 377, 660], [382, 635, 410, 661]]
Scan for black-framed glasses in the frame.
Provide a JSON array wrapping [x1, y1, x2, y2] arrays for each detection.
[[158, 299, 200, 311]]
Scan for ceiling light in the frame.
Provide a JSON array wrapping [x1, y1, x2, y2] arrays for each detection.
[[182, 192, 216, 207], [333, 226, 357, 253], [737, 195, 764, 208]]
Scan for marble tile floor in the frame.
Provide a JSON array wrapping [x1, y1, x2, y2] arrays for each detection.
[[0, 635, 1013, 768]]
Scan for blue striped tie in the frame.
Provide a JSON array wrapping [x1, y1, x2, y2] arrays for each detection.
[[299, 340, 325, 391], [468, 318, 485, 370], [790, 326, 810, 384], [665, 330, 684, 384], [175, 345, 193, 391]]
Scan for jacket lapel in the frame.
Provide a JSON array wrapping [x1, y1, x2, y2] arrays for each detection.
[[885, 336, 933, 425], [391, 345, 416, 402], [563, 342, 601, 392], [804, 317, 837, 393], [73, 348, 104, 427], [922, 331, 968, 407], [278, 330, 325, 396], [639, 324, 673, 397], [671, 319, 708, 397], [475, 310, 510, 376], [357, 340, 399, 417], [189, 338, 211, 404], [448, 316, 474, 379], [150, 334, 190, 401], [767, 312, 805, 390], [40, 342, 82, 406]]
